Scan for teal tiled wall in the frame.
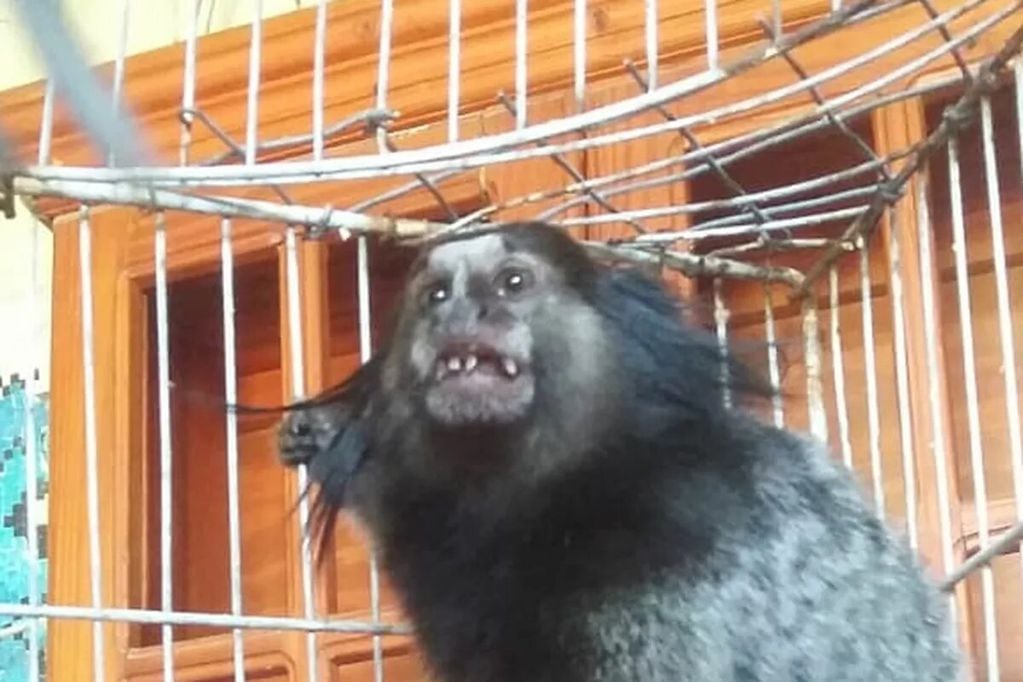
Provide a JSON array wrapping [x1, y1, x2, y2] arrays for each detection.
[[0, 375, 49, 681]]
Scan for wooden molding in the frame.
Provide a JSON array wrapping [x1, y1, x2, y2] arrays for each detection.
[[871, 98, 967, 568], [871, 96, 975, 654], [48, 205, 138, 681]]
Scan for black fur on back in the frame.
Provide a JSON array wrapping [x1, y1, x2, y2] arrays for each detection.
[[280, 222, 960, 682]]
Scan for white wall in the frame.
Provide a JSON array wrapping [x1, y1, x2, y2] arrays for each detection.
[[0, 0, 321, 388]]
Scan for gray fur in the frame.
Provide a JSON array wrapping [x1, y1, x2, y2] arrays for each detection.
[[559, 422, 962, 681]]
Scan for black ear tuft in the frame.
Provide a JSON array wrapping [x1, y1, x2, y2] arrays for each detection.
[[283, 410, 371, 564], [282, 353, 385, 563], [593, 266, 775, 419]]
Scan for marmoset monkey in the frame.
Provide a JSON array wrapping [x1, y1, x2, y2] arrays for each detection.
[[278, 222, 961, 682]]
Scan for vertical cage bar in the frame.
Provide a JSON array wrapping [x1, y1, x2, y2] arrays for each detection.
[[277, 9, 318, 681], [704, 0, 719, 69], [828, 264, 853, 468], [376, 0, 394, 112], [947, 135, 1000, 679], [109, 0, 131, 165], [179, 0, 199, 166], [24, 73, 55, 682], [22, 220, 41, 682], [312, 0, 328, 161], [573, 0, 586, 110], [980, 96, 1023, 564], [645, 0, 658, 90], [802, 298, 829, 443], [713, 278, 731, 409], [37, 80, 55, 166], [112, 0, 130, 106], [1017, 58, 1023, 182], [357, 238, 385, 682], [375, 0, 394, 152], [859, 237, 886, 517], [447, 0, 462, 142], [154, 212, 175, 681], [370, 9, 391, 678], [220, 218, 246, 682], [78, 206, 106, 681], [763, 286, 784, 427], [1012, 56, 1023, 562], [357, 240, 373, 370], [886, 210, 919, 550], [914, 176, 957, 625], [283, 227, 320, 682], [515, 0, 528, 129], [244, 0, 263, 165]]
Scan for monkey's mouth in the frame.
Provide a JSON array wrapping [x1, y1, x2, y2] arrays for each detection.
[[424, 341, 535, 427], [434, 342, 523, 382]]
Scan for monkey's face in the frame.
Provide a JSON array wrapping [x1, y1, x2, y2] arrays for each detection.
[[392, 231, 608, 434]]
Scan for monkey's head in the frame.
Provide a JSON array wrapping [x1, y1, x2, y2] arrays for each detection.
[[383, 223, 614, 438]]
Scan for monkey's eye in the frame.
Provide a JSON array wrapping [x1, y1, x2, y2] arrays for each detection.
[[424, 283, 449, 306], [496, 268, 534, 297]]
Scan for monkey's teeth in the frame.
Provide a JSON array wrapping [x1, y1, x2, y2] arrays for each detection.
[[437, 352, 518, 379]]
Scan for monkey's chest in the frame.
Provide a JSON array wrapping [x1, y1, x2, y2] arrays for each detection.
[[380, 515, 617, 678], [380, 512, 681, 682], [383, 536, 569, 678], [369, 470, 714, 680]]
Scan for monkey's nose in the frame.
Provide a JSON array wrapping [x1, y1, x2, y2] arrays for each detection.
[[444, 298, 492, 334]]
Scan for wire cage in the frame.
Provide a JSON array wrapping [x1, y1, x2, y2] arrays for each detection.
[[0, 0, 1022, 680]]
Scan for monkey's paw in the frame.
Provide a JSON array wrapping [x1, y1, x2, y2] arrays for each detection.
[[278, 408, 340, 468]]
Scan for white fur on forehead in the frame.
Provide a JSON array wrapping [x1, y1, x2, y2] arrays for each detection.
[[424, 232, 552, 274], [426, 233, 508, 271]]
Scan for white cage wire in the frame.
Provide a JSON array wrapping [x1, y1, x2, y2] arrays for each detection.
[[1, 0, 1022, 680]]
